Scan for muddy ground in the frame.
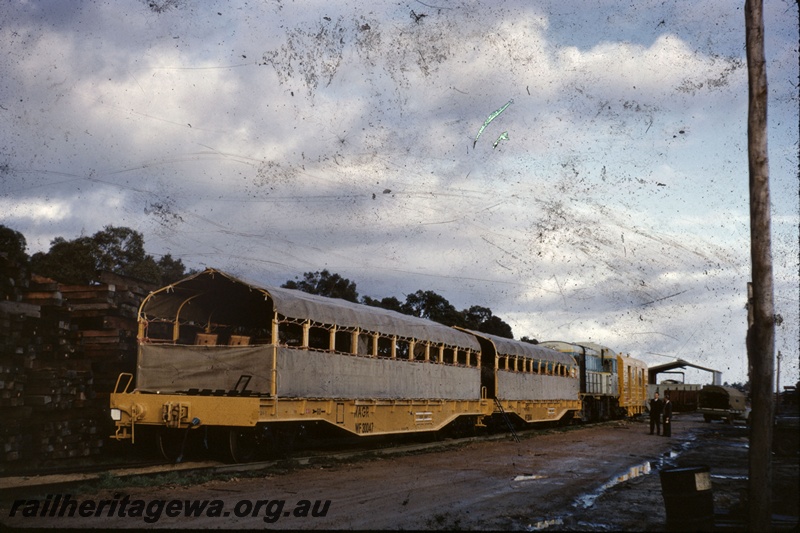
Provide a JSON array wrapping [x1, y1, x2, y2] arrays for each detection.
[[1, 412, 797, 531]]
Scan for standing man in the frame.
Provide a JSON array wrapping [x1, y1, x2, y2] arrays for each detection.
[[662, 393, 673, 437], [649, 391, 663, 435]]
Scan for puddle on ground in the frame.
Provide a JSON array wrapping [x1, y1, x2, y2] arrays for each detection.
[[711, 474, 748, 480], [526, 517, 564, 531], [651, 449, 679, 468], [513, 474, 547, 481], [574, 460, 652, 508], [569, 439, 693, 509], [524, 428, 711, 527], [652, 440, 694, 468]]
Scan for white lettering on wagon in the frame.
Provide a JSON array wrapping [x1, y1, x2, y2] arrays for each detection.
[[415, 412, 433, 425]]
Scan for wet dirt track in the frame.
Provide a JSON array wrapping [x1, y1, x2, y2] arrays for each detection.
[[1, 413, 797, 531]]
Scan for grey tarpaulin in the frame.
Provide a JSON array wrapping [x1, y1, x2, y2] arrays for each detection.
[[136, 343, 479, 399], [496, 371, 579, 401], [140, 268, 481, 350], [137, 344, 275, 393], [277, 348, 479, 399]]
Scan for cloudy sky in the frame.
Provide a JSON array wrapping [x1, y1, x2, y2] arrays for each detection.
[[2, 0, 797, 388]]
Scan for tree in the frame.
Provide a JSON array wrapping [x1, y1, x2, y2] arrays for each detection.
[[29, 225, 182, 285], [157, 254, 191, 285], [30, 236, 98, 285], [0, 225, 30, 298], [463, 305, 492, 329], [282, 270, 359, 302], [0, 225, 28, 266], [362, 295, 405, 313], [91, 226, 161, 282], [463, 305, 513, 338], [402, 290, 462, 326]]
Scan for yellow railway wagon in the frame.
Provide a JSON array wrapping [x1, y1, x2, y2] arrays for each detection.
[[110, 269, 491, 461], [459, 329, 581, 425], [617, 353, 648, 417], [110, 268, 624, 462]]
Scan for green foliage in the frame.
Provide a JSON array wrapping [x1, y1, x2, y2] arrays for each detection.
[[473, 313, 514, 338], [157, 253, 190, 285], [93, 226, 148, 273], [30, 236, 98, 285], [8, 224, 187, 286], [0, 225, 28, 265], [362, 295, 405, 313], [402, 292, 513, 337], [403, 290, 462, 325], [30, 226, 162, 284], [282, 270, 359, 302], [463, 305, 513, 338], [0, 225, 30, 298]]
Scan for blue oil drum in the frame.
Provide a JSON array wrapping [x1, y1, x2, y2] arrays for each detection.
[[659, 465, 714, 531]]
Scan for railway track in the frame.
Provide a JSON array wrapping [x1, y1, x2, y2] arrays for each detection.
[[2, 420, 608, 496]]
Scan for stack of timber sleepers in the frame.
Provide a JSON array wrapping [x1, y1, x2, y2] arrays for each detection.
[[16, 360, 103, 461], [23, 275, 78, 361], [0, 275, 102, 468], [65, 271, 155, 393], [0, 357, 28, 456], [0, 254, 37, 463], [0, 267, 155, 470], [24, 360, 95, 411]]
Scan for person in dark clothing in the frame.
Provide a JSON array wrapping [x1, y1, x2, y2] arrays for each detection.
[[662, 393, 673, 437], [649, 392, 663, 435]]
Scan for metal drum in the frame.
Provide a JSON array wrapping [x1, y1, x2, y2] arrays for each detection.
[[659, 465, 714, 531]]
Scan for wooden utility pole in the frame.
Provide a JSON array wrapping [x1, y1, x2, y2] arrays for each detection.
[[744, 0, 775, 530]]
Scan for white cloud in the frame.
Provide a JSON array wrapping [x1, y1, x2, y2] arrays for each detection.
[[0, 197, 71, 222]]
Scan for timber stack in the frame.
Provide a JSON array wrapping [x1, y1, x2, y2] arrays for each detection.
[[0, 251, 155, 471]]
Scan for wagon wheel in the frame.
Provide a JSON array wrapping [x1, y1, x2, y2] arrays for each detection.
[[222, 427, 263, 463], [156, 427, 188, 462]]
